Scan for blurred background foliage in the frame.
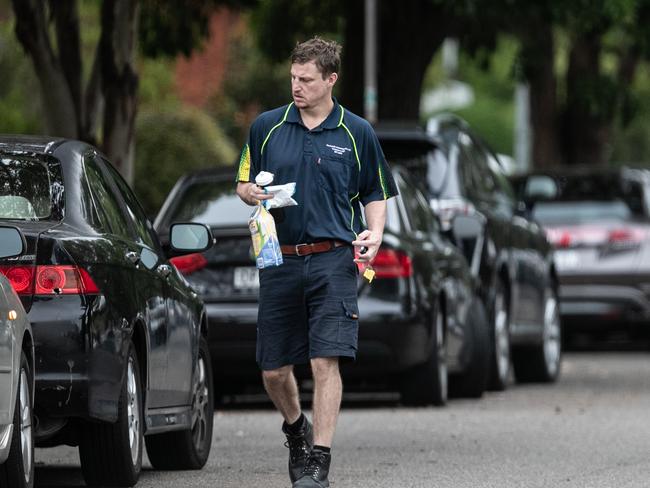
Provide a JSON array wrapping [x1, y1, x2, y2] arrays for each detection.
[[3, 0, 650, 214], [135, 107, 237, 216]]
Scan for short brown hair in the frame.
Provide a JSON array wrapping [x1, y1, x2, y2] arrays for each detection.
[[291, 37, 341, 78]]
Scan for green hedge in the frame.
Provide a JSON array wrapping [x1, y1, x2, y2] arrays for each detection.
[[134, 107, 238, 216]]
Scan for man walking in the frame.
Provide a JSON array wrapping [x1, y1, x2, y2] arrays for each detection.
[[236, 37, 397, 487]]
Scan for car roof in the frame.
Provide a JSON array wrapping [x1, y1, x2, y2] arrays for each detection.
[[374, 123, 438, 160], [175, 165, 238, 184], [516, 166, 650, 182], [0, 134, 68, 155]]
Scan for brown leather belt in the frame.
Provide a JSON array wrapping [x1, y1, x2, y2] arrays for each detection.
[[281, 240, 348, 256]]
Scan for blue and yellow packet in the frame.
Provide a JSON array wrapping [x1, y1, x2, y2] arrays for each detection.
[[249, 205, 283, 269]]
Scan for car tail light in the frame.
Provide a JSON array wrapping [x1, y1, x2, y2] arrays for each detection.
[[370, 249, 413, 278], [430, 198, 475, 231], [608, 228, 645, 245], [2, 266, 34, 294], [546, 226, 646, 250], [170, 253, 208, 276], [0, 265, 99, 295]]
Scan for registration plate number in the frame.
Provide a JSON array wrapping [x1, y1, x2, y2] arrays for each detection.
[[554, 250, 579, 270], [233, 267, 260, 289]]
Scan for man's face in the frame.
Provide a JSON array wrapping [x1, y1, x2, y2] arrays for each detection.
[[291, 61, 337, 110]]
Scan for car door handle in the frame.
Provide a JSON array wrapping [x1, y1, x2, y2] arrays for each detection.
[[157, 264, 173, 278], [125, 251, 140, 265]]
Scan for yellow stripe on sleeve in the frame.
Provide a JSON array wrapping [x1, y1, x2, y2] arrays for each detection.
[[237, 144, 251, 181]]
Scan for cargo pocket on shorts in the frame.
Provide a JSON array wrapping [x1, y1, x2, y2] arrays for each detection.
[[337, 299, 359, 348]]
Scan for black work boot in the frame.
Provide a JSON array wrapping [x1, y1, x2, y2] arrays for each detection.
[[292, 449, 331, 487], [283, 416, 314, 483]]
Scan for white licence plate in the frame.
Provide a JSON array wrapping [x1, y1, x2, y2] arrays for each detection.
[[554, 250, 579, 270], [233, 267, 260, 289]]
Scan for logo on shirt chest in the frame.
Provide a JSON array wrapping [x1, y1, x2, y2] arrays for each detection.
[[326, 144, 352, 156]]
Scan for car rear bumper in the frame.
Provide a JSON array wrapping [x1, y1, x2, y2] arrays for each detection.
[[205, 300, 429, 381], [29, 296, 124, 425], [559, 283, 650, 327]]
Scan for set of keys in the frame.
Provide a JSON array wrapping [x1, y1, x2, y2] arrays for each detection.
[[359, 246, 375, 283]]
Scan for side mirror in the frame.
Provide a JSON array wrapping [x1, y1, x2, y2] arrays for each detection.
[[451, 215, 484, 278], [169, 223, 213, 254], [0, 226, 25, 259]]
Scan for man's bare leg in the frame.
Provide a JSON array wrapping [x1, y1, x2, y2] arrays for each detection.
[[310, 357, 342, 447], [262, 365, 302, 424]]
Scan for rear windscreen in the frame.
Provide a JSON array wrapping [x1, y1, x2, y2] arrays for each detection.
[[533, 201, 632, 225], [528, 174, 646, 225], [165, 179, 251, 227], [0, 156, 55, 220]]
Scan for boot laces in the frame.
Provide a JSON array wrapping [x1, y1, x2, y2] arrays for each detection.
[[302, 451, 327, 479], [284, 433, 310, 463]]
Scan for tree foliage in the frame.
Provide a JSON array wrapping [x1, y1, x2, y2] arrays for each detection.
[[134, 107, 237, 215]]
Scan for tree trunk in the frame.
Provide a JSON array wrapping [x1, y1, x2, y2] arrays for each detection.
[[377, 0, 445, 121], [12, 0, 78, 137], [562, 32, 608, 165], [340, 0, 364, 116], [100, 0, 139, 183], [52, 0, 83, 133], [519, 22, 560, 168]]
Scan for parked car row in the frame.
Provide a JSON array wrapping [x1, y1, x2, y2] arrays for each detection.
[[0, 117, 564, 487], [154, 115, 562, 409], [0, 136, 216, 488]]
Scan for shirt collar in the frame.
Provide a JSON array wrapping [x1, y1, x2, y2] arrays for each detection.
[[286, 98, 342, 131]]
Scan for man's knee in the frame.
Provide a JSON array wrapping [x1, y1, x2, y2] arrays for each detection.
[[310, 357, 340, 380], [262, 365, 294, 386]]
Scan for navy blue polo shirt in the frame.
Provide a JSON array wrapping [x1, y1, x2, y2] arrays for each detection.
[[236, 99, 398, 246]]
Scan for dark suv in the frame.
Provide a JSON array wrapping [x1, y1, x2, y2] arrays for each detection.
[[377, 118, 561, 389]]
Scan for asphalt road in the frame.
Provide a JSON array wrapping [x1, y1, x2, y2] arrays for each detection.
[[35, 352, 650, 488]]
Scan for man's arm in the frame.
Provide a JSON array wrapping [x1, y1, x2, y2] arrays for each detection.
[[352, 199, 386, 264], [236, 182, 273, 206]]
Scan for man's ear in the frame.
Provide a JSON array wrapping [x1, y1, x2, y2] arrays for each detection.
[[328, 72, 338, 86]]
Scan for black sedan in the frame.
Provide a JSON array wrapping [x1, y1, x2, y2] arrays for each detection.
[[155, 166, 490, 406], [512, 167, 650, 341], [377, 119, 562, 390], [0, 136, 214, 487]]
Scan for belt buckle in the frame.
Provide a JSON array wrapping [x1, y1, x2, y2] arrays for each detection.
[[295, 243, 310, 256]]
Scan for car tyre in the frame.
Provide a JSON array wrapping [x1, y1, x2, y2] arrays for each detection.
[[449, 298, 490, 398], [488, 278, 511, 391], [79, 341, 143, 487], [400, 306, 448, 407], [512, 284, 562, 383], [0, 350, 34, 488], [146, 336, 214, 469]]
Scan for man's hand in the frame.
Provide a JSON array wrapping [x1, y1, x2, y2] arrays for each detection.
[[236, 182, 274, 206], [352, 229, 383, 264]]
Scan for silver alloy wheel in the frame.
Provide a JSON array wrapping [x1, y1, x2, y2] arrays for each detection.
[[494, 289, 510, 382], [126, 358, 140, 466], [19, 367, 32, 484], [436, 311, 448, 401], [543, 291, 561, 376], [191, 355, 209, 450]]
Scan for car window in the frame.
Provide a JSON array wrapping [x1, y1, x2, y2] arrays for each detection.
[[533, 201, 632, 225], [0, 155, 58, 220], [83, 154, 131, 240], [102, 159, 160, 251], [397, 174, 432, 233], [163, 178, 252, 228], [426, 147, 456, 198], [526, 173, 646, 221], [460, 133, 499, 200]]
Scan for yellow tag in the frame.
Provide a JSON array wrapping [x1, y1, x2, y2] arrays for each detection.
[[363, 267, 375, 283]]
